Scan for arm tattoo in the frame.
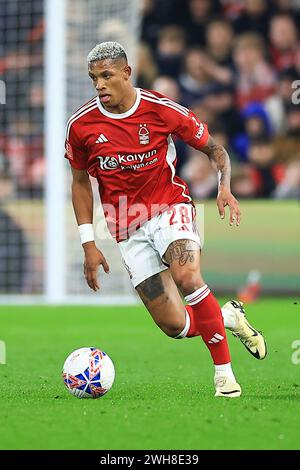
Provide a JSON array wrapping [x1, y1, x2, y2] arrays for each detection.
[[202, 138, 231, 188], [165, 240, 198, 266], [136, 273, 165, 303]]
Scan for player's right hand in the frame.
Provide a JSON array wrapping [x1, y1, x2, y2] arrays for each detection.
[[83, 243, 110, 291]]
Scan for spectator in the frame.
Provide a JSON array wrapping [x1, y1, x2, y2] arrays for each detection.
[[233, 0, 272, 36], [141, 0, 163, 50], [29, 75, 44, 134], [4, 115, 44, 198], [273, 160, 300, 199], [231, 166, 257, 199], [136, 42, 158, 89], [179, 48, 221, 107], [155, 25, 186, 78], [221, 0, 245, 20], [232, 102, 273, 161], [190, 101, 218, 129], [180, 151, 218, 199], [210, 123, 230, 148], [272, 0, 300, 27], [152, 75, 181, 102], [141, 0, 180, 49], [285, 102, 300, 137], [273, 104, 300, 164], [202, 85, 243, 139], [205, 19, 235, 67], [233, 33, 277, 109], [248, 136, 285, 197], [182, 0, 221, 46], [269, 14, 299, 71], [152, 75, 187, 172], [264, 67, 299, 134], [209, 123, 239, 162]]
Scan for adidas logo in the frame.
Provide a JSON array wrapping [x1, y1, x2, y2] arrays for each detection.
[[96, 133, 108, 143], [208, 333, 224, 344], [178, 225, 189, 231]]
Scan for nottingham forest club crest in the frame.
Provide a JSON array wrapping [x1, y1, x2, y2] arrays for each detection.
[[138, 124, 150, 145]]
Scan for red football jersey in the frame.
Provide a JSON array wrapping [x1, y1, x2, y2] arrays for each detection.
[[65, 88, 209, 241]]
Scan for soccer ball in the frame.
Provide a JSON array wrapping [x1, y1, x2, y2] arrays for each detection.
[[62, 347, 115, 399]]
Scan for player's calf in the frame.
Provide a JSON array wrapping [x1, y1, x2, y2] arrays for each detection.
[[136, 271, 187, 338]]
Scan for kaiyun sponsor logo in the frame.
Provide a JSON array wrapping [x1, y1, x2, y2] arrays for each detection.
[[98, 150, 158, 170]]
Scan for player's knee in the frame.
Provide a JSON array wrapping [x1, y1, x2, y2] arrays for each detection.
[[173, 271, 203, 296], [155, 318, 185, 338]]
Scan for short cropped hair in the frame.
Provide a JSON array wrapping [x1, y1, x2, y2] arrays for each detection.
[[234, 33, 265, 53], [87, 41, 127, 64]]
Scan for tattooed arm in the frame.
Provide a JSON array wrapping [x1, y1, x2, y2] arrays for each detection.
[[201, 135, 241, 226]]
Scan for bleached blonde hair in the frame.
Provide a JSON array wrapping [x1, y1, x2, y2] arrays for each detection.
[[87, 41, 127, 64]]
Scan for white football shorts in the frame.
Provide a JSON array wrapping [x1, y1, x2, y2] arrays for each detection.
[[118, 203, 202, 288]]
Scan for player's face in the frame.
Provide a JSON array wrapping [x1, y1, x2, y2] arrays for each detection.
[[88, 59, 131, 109]]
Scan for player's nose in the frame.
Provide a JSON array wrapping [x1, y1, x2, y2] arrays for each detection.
[[96, 79, 106, 91]]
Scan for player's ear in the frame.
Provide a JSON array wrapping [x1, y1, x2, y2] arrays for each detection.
[[123, 64, 132, 80]]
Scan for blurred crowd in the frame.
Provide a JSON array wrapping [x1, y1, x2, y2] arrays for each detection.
[[0, 0, 300, 201], [138, 0, 300, 199], [0, 0, 44, 199], [0, 0, 43, 293]]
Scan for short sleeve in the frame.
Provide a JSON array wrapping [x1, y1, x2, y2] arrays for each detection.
[[64, 123, 88, 170], [160, 98, 209, 150]]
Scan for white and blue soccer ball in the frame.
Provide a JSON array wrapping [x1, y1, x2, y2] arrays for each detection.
[[62, 347, 115, 399]]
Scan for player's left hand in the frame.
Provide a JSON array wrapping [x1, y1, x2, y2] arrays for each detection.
[[217, 186, 241, 226], [83, 243, 110, 291]]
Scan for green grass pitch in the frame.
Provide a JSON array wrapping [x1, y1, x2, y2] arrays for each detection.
[[0, 298, 300, 450]]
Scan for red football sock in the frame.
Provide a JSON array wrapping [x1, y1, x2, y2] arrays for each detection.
[[184, 285, 231, 365]]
